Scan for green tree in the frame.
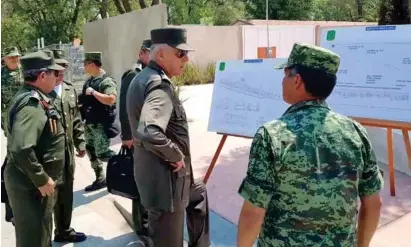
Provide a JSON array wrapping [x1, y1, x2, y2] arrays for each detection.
[[1, 15, 36, 52], [244, 0, 316, 20], [378, 0, 410, 24]]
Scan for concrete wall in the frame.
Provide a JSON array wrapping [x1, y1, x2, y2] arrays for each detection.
[[174, 25, 243, 67], [242, 25, 317, 59], [83, 4, 168, 83]]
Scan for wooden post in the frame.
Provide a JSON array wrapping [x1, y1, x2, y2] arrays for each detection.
[[402, 129, 411, 173], [387, 128, 395, 196], [203, 135, 228, 184]]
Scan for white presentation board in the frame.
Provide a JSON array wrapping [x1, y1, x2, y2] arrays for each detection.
[[320, 25, 411, 123], [207, 58, 290, 137]]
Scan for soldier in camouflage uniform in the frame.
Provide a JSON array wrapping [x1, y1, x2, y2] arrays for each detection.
[[1, 46, 24, 225], [1, 47, 24, 131], [237, 43, 384, 247], [80, 52, 117, 191], [48, 49, 88, 242]]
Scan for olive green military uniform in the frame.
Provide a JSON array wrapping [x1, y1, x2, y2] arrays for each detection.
[[126, 28, 210, 247], [4, 50, 65, 247], [48, 49, 87, 241], [81, 52, 117, 191], [238, 43, 384, 246], [119, 39, 151, 239]]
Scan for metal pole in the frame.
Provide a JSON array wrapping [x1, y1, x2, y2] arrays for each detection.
[[37, 39, 40, 49], [266, 0, 271, 57], [41, 37, 45, 48]]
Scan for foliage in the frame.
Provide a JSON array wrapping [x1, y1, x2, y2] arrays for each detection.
[[244, 0, 316, 20], [173, 63, 216, 86], [1, 0, 410, 52], [1, 15, 36, 53], [378, 0, 410, 24]]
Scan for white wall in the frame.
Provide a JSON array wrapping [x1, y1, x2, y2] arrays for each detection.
[[242, 25, 316, 59]]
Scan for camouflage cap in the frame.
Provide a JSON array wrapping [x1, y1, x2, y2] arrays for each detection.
[[84, 52, 102, 62], [21, 50, 65, 72], [276, 43, 340, 75], [141, 39, 152, 50], [3, 46, 21, 57], [51, 49, 69, 65]]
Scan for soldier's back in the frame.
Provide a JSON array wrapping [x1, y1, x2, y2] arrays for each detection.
[[259, 101, 373, 246]]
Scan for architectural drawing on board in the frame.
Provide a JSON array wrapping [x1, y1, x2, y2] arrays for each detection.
[[217, 76, 282, 100]]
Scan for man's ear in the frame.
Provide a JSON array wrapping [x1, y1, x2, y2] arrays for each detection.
[[294, 73, 304, 90]]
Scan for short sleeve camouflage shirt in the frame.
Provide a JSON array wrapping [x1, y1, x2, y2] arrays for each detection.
[[238, 100, 384, 247]]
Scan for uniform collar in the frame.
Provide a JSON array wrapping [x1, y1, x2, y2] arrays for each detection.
[[283, 99, 330, 115], [23, 84, 51, 102], [148, 61, 172, 83], [136, 60, 147, 70]]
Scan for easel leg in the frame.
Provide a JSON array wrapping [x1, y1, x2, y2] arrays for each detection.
[[402, 129, 411, 173], [203, 135, 228, 184], [387, 128, 395, 196]]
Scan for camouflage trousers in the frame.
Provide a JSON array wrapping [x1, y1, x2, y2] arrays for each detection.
[[85, 123, 114, 181]]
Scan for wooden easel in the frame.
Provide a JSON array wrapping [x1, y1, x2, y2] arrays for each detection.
[[203, 120, 411, 197], [352, 118, 411, 196]]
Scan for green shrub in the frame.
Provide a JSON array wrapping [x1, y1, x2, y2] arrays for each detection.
[[173, 62, 216, 86]]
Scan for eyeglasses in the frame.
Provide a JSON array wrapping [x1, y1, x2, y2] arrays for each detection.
[[175, 49, 188, 59]]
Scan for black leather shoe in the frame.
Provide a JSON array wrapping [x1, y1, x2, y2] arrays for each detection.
[[54, 231, 87, 243], [85, 179, 107, 192]]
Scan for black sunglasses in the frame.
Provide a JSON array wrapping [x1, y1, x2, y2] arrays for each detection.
[[175, 49, 188, 59]]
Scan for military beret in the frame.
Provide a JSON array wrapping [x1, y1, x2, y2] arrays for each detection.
[[51, 49, 69, 65], [277, 43, 340, 75], [151, 27, 194, 51], [141, 39, 152, 50], [3, 46, 21, 57], [21, 50, 65, 73], [84, 52, 102, 62]]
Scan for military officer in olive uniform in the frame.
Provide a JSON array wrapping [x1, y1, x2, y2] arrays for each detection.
[[80, 52, 117, 191], [48, 48, 88, 242], [119, 40, 151, 241], [4, 50, 65, 247], [126, 28, 210, 247], [1, 46, 24, 224]]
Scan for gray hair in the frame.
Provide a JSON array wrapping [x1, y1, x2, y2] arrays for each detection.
[[150, 44, 169, 60]]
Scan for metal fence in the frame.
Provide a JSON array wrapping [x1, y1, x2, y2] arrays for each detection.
[[45, 43, 87, 92]]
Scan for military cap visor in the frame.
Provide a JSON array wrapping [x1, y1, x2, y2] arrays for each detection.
[[151, 28, 194, 51], [276, 43, 340, 75], [21, 50, 65, 71]]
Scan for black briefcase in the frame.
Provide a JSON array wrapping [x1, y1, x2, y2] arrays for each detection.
[[106, 147, 139, 200]]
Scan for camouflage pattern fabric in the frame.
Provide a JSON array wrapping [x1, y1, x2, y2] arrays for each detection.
[[238, 100, 384, 247], [85, 123, 113, 180], [276, 43, 340, 74], [1, 66, 24, 131]]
